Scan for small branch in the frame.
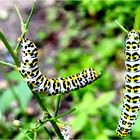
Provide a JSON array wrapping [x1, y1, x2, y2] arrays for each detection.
[[26, 119, 51, 133], [0, 30, 20, 67], [134, 5, 140, 30], [33, 93, 64, 139], [54, 95, 62, 117], [55, 108, 76, 120], [44, 127, 53, 140], [33, 131, 37, 140], [25, 0, 37, 30], [115, 20, 128, 33], [14, 1, 37, 53], [0, 61, 17, 69], [15, 5, 24, 25]]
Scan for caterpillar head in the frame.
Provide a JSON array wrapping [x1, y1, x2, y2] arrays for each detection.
[[18, 37, 37, 52], [128, 30, 139, 41], [17, 37, 28, 43], [126, 30, 140, 50]]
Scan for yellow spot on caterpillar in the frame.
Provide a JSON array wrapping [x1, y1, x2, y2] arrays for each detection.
[[71, 76, 77, 86], [45, 80, 50, 87], [55, 79, 59, 88], [65, 79, 69, 87], [26, 51, 30, 56], [31, 83, 37, 87], [27, 40, 30, 44], [57, 123, 63, 130], [129, 35, 134, 40], [129, 44, 133, 49], [26, 62, 30, 67], [17, 37, 22, 43], [16, 67, 20, 71]]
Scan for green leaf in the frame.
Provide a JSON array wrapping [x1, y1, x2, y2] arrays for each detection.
[[72, 112, 88, 133], [93, 91, 115, 109], [0, 88, 14, 113], [8, 71, 23, 81], [0, 81, 32, 113], [14, 81, 32, 110]]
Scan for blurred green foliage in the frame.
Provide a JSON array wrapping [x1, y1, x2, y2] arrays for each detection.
[[1, 0, 140, 139]]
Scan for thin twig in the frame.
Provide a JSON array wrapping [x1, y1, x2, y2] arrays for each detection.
[[0, 60, 17, 68], [0, 30, 20, 66], [44, 127, 53, 140], [55, 108, 76, 120], [25, 0, 37, 30], [33, 93, 64, 139], [14, 1, 37, 53], [33, 131, 37, 140], [54, 95, 62, 117], [115, 20, 128, 33], [134, 5, 140, 30], [15, 5, 24, 25]]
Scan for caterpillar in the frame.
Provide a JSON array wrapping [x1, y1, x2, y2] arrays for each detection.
[[116, 30, 140, 137], [58, 123, 72, 140], [18, 37, 100, 96]]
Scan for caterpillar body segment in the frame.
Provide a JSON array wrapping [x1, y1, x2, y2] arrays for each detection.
[[116, 30, 140, 137], [58, 123, 72, 140], [18, 38, 100, 95]]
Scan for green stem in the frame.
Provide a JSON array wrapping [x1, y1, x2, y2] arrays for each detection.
[[44, 127, 53, 140], [134, 5, 140, 30], [14, 1, 37, 53], [33, 94, 64, 139], [115, 20, 128, 33], [27, 119, 50, 132], [15, 5, 24, 25], [25, 0, 37, 30], [54, 95, 62, 117], [55, 108, 76, 120], [33, 131, 37, 140], [0, 30, 20, 66], [0, 60, 17, 69]]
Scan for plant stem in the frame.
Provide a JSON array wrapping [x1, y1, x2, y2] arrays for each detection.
[[0, 30, 20, 66], [33, 131, 37, 140], [115, 20, 128, 33], [15, 5, 24, 25], [14, 1, 37, 53], [54, 95, 62, 117], [33, 93, 64, 139], [0, 60, 17, 68], [55, 108, 76, 120], [134, 5, 140, 30], [25, 0, 37, 30], [44, 127, 53, 140]]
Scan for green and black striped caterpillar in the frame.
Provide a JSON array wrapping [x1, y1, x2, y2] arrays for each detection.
[[18, 38, 100, 96], [116, 30, 140, 137]]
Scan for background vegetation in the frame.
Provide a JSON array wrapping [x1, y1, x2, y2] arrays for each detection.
[[0, 0, 140, 139]]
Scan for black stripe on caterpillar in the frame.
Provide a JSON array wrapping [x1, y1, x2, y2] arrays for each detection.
[[116, 30, 140, 137], [18, 38, 101, 96]]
